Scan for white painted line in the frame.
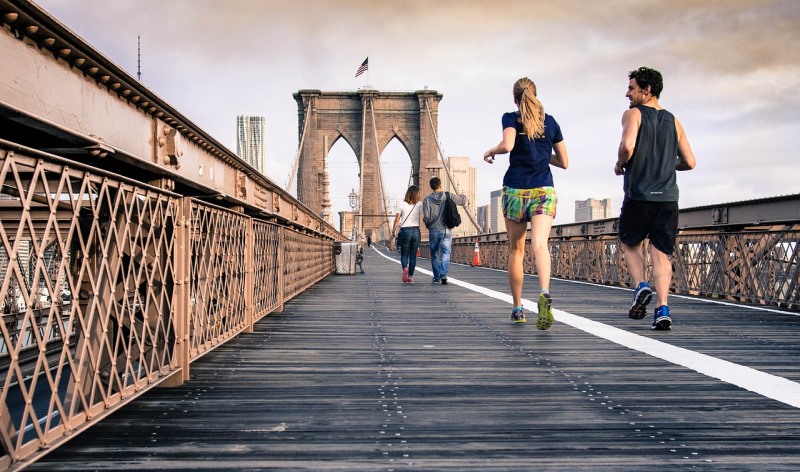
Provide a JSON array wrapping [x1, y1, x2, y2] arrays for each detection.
[[372, 247, 800, 409]]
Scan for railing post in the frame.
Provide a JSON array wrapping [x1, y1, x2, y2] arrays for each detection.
[[162, 197, 192, 387], [277, 226, 285, 312], [245, 217, 255, 332]]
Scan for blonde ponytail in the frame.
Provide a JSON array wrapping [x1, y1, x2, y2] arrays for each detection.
[[513, 77, 545, 139]]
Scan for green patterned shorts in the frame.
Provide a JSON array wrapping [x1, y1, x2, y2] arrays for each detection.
[[502, 186, 558, 222]]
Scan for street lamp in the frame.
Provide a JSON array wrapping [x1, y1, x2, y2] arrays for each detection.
[[348, 188, 359, 241]]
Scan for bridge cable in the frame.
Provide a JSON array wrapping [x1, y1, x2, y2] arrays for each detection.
[[423, 98, 485, 234], [369, 96, 393, 238], [285, 101, 311, 193], [358, 95, 366, 240]]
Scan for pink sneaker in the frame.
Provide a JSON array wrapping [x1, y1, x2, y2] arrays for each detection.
[[402, 267, 409, 283], [407, 276, 413, 284]]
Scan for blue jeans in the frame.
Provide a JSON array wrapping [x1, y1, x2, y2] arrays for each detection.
[[428, 229, 452, 280], [398, 227, 421, 276]]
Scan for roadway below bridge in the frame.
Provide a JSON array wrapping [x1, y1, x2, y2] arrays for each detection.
[[29, 247, 800, 471]]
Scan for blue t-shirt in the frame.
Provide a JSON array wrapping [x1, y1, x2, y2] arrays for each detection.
[[501, 112, 563, 189]]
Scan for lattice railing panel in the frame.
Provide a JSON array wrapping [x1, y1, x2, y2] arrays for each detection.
[[282, 229, 334, 302], [450, 226, 799, 310], [252, 221, 281, 321], [0, 149, 178, 463], [1, 147, 338, 469], [674, 229, 799, 309], [187, 202, 248, 359]]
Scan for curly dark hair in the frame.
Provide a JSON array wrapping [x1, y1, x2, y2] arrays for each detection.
[[628, 67, 663, 98]]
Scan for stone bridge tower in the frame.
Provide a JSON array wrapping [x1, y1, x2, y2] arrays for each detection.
[[293, 88, 443, 241]]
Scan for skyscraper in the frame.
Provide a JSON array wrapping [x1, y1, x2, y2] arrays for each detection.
[[236, 115, 266, 174], [489, 189, 504, 234], [477, 205, 489, 235], [443, 156, 478, 237]]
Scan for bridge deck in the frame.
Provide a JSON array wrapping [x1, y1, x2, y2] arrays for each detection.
[[29, 247, 800, 471]]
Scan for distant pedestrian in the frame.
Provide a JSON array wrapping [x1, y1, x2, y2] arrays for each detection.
[[422, 177, 467, 285], [483, 77, 569, 329], [392, 185, 422, 284], [615, 66, 696, 330]]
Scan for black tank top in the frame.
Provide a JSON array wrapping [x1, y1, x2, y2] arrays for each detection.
[[623, 105, 679, 202]]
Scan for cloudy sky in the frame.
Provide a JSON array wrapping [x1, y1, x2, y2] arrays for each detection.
[[36, 0, 799, 227]]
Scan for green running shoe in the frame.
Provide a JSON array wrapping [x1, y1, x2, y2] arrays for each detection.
[[536, 292, 554, 330]]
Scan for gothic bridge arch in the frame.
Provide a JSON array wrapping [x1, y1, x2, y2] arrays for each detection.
[[293, 89, 443, 241]]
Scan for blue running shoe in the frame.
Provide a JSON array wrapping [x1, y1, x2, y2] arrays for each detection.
[[628, 282, 653, 320], [510, 307, 526, 324], [652, 305, 672, 330]]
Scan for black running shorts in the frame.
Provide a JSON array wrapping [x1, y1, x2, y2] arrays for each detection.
[[618, 199, 679, 255]]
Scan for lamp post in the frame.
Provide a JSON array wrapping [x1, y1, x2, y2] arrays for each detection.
[[348, 188, 359, 242]]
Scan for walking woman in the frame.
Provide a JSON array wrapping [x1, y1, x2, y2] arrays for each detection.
[[392, 185, 422, 284], [483, 77, 569, 329]]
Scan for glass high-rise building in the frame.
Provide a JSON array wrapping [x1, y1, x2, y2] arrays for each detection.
[[489, 189, 504, 234], [443, 156, 478, 237], [236, 115, 266, 174]]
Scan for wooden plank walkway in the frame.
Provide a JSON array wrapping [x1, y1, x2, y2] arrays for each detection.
[[29, 247, 800, 471]]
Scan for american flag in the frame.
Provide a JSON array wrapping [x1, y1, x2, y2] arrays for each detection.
[[355, 57, 368, 77]]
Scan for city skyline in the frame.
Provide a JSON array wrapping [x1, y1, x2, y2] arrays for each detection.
[[36, 0, 800, 227]]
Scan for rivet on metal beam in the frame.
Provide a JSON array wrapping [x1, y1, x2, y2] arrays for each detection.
[[87, 67, 98, 75], [73, 57, 85, 66], [99, 75, 110, 83], [130, 95, 140, 102], [155, 111, 164, 117], [58, 48, 71, 56], [121, 89, 131, 96], [25, 25, 38, 34], [139, 101, 149, 107], [110, 83, 121, 90], [147, 106, 156, 113], [3, 12, 19, 22], [42, 37, 55, 46]]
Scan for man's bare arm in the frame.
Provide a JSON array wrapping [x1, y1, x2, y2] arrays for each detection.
[[615, 108, 640, 174], [674, 118, 696, 171]]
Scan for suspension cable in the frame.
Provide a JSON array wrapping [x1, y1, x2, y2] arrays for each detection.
[[369, 96, 392, 235], [423, 98, 484, 234], [285, 101, 311, 192]]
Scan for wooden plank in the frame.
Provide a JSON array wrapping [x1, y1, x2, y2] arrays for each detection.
[[28, 248, 800, 470]]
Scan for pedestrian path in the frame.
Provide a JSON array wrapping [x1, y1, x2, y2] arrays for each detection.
[[29, 246, 800, 471]]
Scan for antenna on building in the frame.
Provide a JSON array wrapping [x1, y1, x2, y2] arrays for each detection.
[[137, 35, 141, 82]]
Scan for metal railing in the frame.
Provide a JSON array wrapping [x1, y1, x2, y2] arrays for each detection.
[[0, 2, 344, 468], [422, 213, 799, 311], [0, 146, 335, 470]]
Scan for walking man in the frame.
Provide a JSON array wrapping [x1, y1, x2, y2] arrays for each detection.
[[615, 66, 696, 330], [422, 176, 467, 285]]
